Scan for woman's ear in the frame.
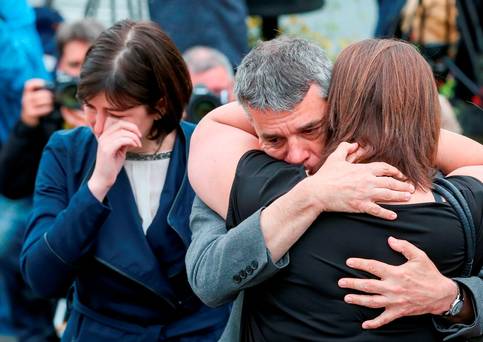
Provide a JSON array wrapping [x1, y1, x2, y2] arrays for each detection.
[[154, 98, 166, 120]]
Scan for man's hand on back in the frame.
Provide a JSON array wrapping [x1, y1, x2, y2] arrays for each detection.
[[338, 237, 462, 329]]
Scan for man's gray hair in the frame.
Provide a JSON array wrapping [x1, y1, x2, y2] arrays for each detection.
[[183, 46, 234, 78], [234, 36, 332, 112], [57, 19, 105, 57]]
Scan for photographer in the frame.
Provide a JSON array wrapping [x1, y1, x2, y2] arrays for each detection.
[[0, 19, 104, 199], [183, 46, 235, 123], [0, 19, 103, 341]]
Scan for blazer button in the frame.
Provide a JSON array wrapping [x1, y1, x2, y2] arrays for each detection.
[[239, 270, 247, 279], [251, 260, 259, 270], [233, 275, 242, 283], [246, 266, 254, 275]]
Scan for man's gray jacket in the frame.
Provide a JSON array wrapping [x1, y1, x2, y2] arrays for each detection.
[[185, 196, 483, 341]]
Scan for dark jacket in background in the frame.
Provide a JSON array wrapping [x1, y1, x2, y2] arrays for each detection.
[[148, 0, 249, 68], [0, 113, 62, 199], [0, 114, 62, 341]]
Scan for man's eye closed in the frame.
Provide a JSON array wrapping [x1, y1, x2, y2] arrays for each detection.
[[302, 126, 322, 137], [266, 137, 281, 145]]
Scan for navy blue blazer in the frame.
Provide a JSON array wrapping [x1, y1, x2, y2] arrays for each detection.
[[20, 122, 229, 341]]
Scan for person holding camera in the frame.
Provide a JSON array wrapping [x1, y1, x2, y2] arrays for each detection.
[[0, 19, 103, 341], [183, 46, 235, 123], [0, 19, 104, 199]]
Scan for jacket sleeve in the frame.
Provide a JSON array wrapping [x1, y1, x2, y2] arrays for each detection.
[[20, 132, 111, 298], [0, 120, 46, 199], [433, 276, 483, 340], [185, 195, 289, 307]]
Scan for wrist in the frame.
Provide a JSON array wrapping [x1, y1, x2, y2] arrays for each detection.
[[298, 176, 327, 214], [87, 176, 112, 202], [434, 279, 459, 315]]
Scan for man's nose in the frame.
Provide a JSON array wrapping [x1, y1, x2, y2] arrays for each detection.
[[285, 142, 309, 165]]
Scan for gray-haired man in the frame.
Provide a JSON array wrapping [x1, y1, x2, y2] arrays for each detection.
[[186, 36, 483, 341]]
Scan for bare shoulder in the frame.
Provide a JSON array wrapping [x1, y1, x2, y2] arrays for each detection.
[[447, 165, 483, 183]]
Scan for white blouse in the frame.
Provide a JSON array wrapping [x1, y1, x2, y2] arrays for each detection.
[[124, 152, 171, 234]]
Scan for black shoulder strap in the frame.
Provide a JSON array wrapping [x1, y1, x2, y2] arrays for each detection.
[[433, 177, 476, 277]]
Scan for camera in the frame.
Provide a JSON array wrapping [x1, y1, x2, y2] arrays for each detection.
[[185, 84, 229, 123], [45, 72, 81, 110]]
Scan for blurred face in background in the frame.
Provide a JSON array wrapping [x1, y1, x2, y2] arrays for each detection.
[[57, 40, 91, 127], [190, 65, 235, 101], [57, 39, 91, 77]]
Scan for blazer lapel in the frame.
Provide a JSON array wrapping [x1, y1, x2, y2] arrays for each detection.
[[167, 126, 195, 247], [94, 168, 177, 303]]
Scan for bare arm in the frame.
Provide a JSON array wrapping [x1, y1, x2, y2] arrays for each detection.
[[437, 129, 483, 174], [188, 102, 259, 218], [448, 165, 483, 182]]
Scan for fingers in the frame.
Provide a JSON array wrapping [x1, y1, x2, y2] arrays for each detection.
[[23, 78, 54, 113], [344, 257, 393, 279], [387, 236, 425, 261], [338, 277, 387, 294], [112, 136, 141, 151], [359, 202, 397, 220], [21, 85, 54, 126], [361, 309, 400, 329], [100, 130, 142, 150], [370, 188, 411, 203], [98, 134, 141, 162], [103, 118, 142, 138], [344, 294, 387, 308], [29, 103, 54, 117], [369, 162, 407, 181], [374, 177, 415, 194], [327, 142, 359, 162], [346, 145, 368, 163], [29, 89, 54, 107], [23, 78, 48, 92]]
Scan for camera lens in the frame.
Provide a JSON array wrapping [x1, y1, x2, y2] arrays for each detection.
[[55, 82, 80, 109], [186, 85, 223, 123]]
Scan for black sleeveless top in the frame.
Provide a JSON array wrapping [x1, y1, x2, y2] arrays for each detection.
[[226, 151, 483, 342]]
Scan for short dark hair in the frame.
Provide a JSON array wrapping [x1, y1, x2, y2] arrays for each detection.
[[57, 19, 104, 57], [77, 19, 192, 140]]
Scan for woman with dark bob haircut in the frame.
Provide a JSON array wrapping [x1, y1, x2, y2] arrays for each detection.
[[20, 20, 229, 341], [189, 39, 483, 341]]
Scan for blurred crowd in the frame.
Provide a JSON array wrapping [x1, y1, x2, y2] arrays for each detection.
[[0, 0, 481, 341]]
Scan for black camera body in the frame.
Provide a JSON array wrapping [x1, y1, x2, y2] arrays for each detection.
[[186, 84, 229, 123], [45, 72, 81, 110]]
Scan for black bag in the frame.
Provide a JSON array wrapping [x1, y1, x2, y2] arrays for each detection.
[[433, 177, 477, 277], [433, 177, 482, 341]]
